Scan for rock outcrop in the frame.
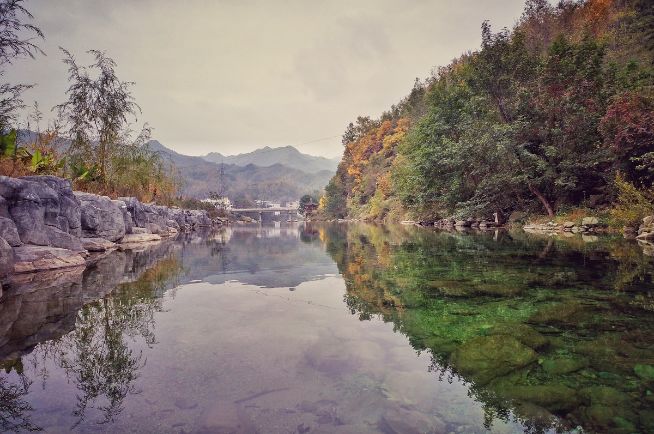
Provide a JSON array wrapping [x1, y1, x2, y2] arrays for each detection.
[[12, 245, 86, 273], [0, 175, 221, 278], [524, 218, 603, 235], [434, 217, 502, 230], [0, 240, 179, 360], [75, 192, 126, 242], [0, 175, 83, 252], [0, 237, 13, 277], [637, 216, 654, 256]]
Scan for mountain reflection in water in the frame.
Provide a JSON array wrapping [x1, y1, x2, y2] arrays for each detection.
[[0, 223, 652, 433]]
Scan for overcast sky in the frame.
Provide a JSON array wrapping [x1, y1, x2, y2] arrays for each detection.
[[7, 0, 528, 158]]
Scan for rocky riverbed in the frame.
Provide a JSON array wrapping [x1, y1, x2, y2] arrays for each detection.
[[0, 175, 221, 282]]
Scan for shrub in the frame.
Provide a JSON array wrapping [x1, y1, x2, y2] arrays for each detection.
[[609, 173, 654, 228]]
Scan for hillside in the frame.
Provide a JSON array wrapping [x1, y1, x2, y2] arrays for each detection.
[[148, 141, 332, 201], [203, 145, 339, 174], [323, 0, 654, 224]]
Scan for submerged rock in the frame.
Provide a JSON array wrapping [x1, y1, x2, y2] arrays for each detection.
[[378, 407, 446, 434], [541, 357, 588, 375], [528, 301, 584, 325], [489, 324, 549, 350], [200, 400, 258, 434], [580, 386, 630, 407], [449, 335, 538, 385], [495, 384, 580, 412]]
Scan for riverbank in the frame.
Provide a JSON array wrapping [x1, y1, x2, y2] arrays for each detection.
[[0, 175, 224, 283], [324, 213, 654, 257]]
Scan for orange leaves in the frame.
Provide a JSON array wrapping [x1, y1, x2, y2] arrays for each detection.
[[575, 0, 621, 40], [344, 117, 409, 184], [377, 172, 393, 198], [382, 118, 409, 154]]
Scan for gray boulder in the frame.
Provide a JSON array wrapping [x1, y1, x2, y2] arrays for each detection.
[[0, 237, 13, 277], [166, 219, 180, 230], [6, 178, 50, 245], [119, 197, 168, 234], [81, 237, 117, 252], [581, 217, 599, 226], [0, 176, 83, 250], [21, 176, 81, 236], [0, 195, 8, 218], [0, 217, 21, 246], [75, 192, 126, 242], [119, 233, 162, 244], [112, 199, 133, 234], [47, 227, 85, 252]]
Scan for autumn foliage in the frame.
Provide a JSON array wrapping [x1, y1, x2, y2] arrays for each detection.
[[323, 0, 654, 222]]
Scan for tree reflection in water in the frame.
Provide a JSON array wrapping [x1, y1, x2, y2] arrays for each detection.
[[321, 223, 654, 434], [22, 255, 184, 429], [0, 363, 39, 432]]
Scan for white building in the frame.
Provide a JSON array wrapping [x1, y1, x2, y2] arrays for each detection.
[[255, 200, 281, 209], [201, 197, 232, 210]]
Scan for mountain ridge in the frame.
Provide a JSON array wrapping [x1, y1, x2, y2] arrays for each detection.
[[15, 131, 333, 201], [148, 140, 333, 201], [202, 145, 339, 173]]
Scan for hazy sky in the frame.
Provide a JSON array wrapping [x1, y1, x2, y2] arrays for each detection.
[[8, 0, 528, 158]]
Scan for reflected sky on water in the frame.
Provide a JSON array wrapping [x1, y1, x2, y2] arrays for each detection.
[[0, 223, 653, 433]]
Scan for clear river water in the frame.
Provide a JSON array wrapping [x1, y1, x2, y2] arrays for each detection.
[[0, 223, 653, 433]]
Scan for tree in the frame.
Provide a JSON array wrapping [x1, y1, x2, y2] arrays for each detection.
[[0, 0, 44, 130], [341, 116, 379, 145], [55, 49, 177, 202], [299, 194, 317, 215], [56, 49, 143, 182], [600, 92, 654, 187]]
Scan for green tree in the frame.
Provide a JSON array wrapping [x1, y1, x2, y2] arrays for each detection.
[[55, 49, 178, 202], [0, 0, 44, 131]]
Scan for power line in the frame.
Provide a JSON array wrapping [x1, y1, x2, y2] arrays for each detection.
[[295, 134, 341, 146]]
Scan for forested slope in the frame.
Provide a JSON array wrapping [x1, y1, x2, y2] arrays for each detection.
[[323, 0, 654, 224]]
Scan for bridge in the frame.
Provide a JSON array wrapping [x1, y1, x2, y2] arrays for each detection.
[[231, 207, 302, 222], [231, 207, 299, 213]]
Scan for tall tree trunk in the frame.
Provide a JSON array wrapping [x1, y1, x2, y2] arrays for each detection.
[[528, 183, 554, 217]]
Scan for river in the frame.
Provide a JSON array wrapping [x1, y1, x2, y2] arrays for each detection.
[[0, 223, 652, 433]]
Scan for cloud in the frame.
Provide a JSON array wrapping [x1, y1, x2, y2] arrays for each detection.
[[6, 0, 528, 158]]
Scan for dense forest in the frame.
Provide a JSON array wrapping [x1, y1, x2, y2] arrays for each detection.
[[322, 0, 654, 226]]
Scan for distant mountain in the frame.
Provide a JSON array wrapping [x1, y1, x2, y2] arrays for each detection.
[[14, 131, 333, 201], [149, 141, 332, 201], [203, 145, 339, 174]]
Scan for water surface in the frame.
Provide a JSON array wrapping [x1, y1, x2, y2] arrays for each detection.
[[0, 224, 653, 433]]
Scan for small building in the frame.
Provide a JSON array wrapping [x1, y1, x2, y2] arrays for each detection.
[[255, 200, 280, 209], [303, 202, 318, 215], [201, 197, 232, 210]]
